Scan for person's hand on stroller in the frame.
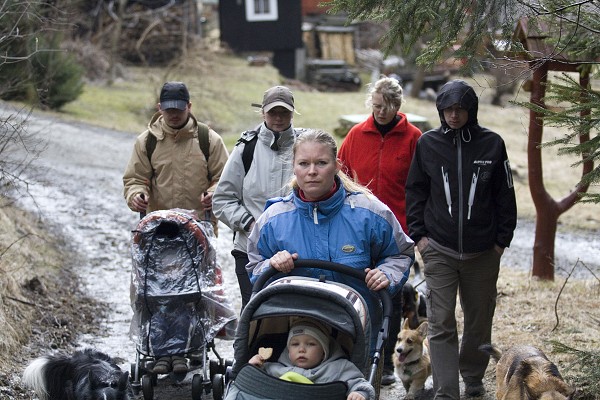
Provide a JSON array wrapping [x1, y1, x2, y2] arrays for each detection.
[[364, 267, 389, 291], [269, 250, 298, 273], [200, 191, 213, 212], [131, 193, 149, 213]]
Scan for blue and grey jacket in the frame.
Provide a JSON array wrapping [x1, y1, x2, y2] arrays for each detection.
[[406, 80, 517, 254], [247, 178, 414, 323]]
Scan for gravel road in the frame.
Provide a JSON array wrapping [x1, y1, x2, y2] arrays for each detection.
[[8, 106, 599, 400]]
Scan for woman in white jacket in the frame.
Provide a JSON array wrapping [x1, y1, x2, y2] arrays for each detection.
[[213, 86, 304, 310]]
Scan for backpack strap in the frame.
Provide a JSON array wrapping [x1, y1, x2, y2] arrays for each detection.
[[145, 134, 157, 181], [236, 129, 259, 175], [235, 127, 305, 175], [145, 133, 157, 161], [145, 122, 212, 180], [197, 122, 211, 181]]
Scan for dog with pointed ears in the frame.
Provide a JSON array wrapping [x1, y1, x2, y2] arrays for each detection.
[[479, 344, 575, 400], [393, 319, 431, 399]]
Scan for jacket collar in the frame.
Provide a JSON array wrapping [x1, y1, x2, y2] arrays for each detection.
[[292, 176, 346, 220], [259, 122, 296, 150], [363, 112, 408, 136], [148, 111, 199, 140]]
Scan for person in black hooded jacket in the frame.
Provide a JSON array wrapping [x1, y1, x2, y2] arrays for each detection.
[[406, 80, 517, 399]]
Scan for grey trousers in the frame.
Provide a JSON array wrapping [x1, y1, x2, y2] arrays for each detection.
[[421, 245, 500, 400]]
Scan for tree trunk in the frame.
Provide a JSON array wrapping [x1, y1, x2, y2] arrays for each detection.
[[532, 201, 559, 280], [528, 64, 593, 280], [528, 64, 555, 280], [181, 1, 189, 57], [409, 64, 426, 98]]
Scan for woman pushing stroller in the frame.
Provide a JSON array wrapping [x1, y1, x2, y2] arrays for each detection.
[[246, 129, 415, 348]]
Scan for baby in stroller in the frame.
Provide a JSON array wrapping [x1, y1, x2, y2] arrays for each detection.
[[249, 317, 375, 400]]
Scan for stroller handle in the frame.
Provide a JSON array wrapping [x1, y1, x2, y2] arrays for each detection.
[[251, 259, 393, 320], [251, 259, 395, 386]]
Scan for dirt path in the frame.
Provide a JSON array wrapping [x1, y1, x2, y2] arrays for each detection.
[[14, 114, 243, 399], [10, 108, 599, 399]]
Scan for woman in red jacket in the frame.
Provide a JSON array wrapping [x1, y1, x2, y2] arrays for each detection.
[[338, 76, 422, 385]]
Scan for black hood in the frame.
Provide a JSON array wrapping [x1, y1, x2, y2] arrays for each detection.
[[436, 80, 479, 129]]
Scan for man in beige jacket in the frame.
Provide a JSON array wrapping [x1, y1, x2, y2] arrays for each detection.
[[122, 82, 229, 374], [123, 81, 228, 223]]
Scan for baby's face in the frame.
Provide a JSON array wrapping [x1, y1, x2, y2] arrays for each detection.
[[288, 334, 325, 369]]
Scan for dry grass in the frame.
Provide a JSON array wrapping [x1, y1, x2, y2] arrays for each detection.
[[486, 267, 598, 356], [0, 205, 60, 355], [480, 267, 600, 398], [0, 204, 103, 399]]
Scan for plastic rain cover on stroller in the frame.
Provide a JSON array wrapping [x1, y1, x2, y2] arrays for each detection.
[[129, 208, 237, 359]]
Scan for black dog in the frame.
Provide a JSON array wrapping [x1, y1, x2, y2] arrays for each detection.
[[22, 348, 130, 400], [402, 261, 428, 329], [402, 282, 422, 329]]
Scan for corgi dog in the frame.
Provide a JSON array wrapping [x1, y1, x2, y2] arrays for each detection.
[[393, 319, 431, 399], [479, 344, 576, 400]]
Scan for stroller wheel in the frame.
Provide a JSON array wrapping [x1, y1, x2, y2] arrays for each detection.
[[212, 373, 225, 400], [141, 374, 154, 400], [129, 362, 141, 394], [191, 374, 206, 400], [209, 359, 220, 378]]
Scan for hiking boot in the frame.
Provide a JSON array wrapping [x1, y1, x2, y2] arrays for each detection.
[[172, 356, 189, 374], [152, 357, 171, 374], [381, 368, 396, 386], [465, 381, 485, 397]]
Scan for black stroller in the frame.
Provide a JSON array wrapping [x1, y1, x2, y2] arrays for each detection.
[[219, 260, 392, 400], [129, 209, 238, 400]]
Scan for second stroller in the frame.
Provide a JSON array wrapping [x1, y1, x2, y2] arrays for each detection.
[[129, 209, 238, 400]]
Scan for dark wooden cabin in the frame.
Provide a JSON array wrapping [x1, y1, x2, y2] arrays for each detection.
[[219, 0, 303, 78]]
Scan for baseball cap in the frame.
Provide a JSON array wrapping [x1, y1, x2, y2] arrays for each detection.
[[262, 86, 295, 112], [287, 320, 330, 360], [160, 82, 190, 111]]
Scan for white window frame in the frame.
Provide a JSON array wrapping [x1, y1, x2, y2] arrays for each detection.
[[245, 0, 278, 22]]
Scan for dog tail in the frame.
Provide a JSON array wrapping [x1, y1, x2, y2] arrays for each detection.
[[22, 354, 76, 400], [22, 357, 50, 400], [479, 344, 502, 362], [412, 260, 422, 280]]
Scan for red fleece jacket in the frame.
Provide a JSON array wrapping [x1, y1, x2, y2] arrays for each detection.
[[338, 112, 422, 231]]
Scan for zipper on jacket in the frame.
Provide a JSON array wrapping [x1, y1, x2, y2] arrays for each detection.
[[467, 168, 479, 220], [312, 205, 319, 224], [457, 135, 464, 256], [442, 166, 452, 217]]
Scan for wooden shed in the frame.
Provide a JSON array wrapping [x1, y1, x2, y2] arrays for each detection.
[[315, 25, 356, 65]]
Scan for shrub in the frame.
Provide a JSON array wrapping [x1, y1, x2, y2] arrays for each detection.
[[30, 39, 85, 110]]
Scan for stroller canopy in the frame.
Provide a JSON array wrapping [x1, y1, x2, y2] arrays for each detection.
[[231, 276, 371, 377]]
